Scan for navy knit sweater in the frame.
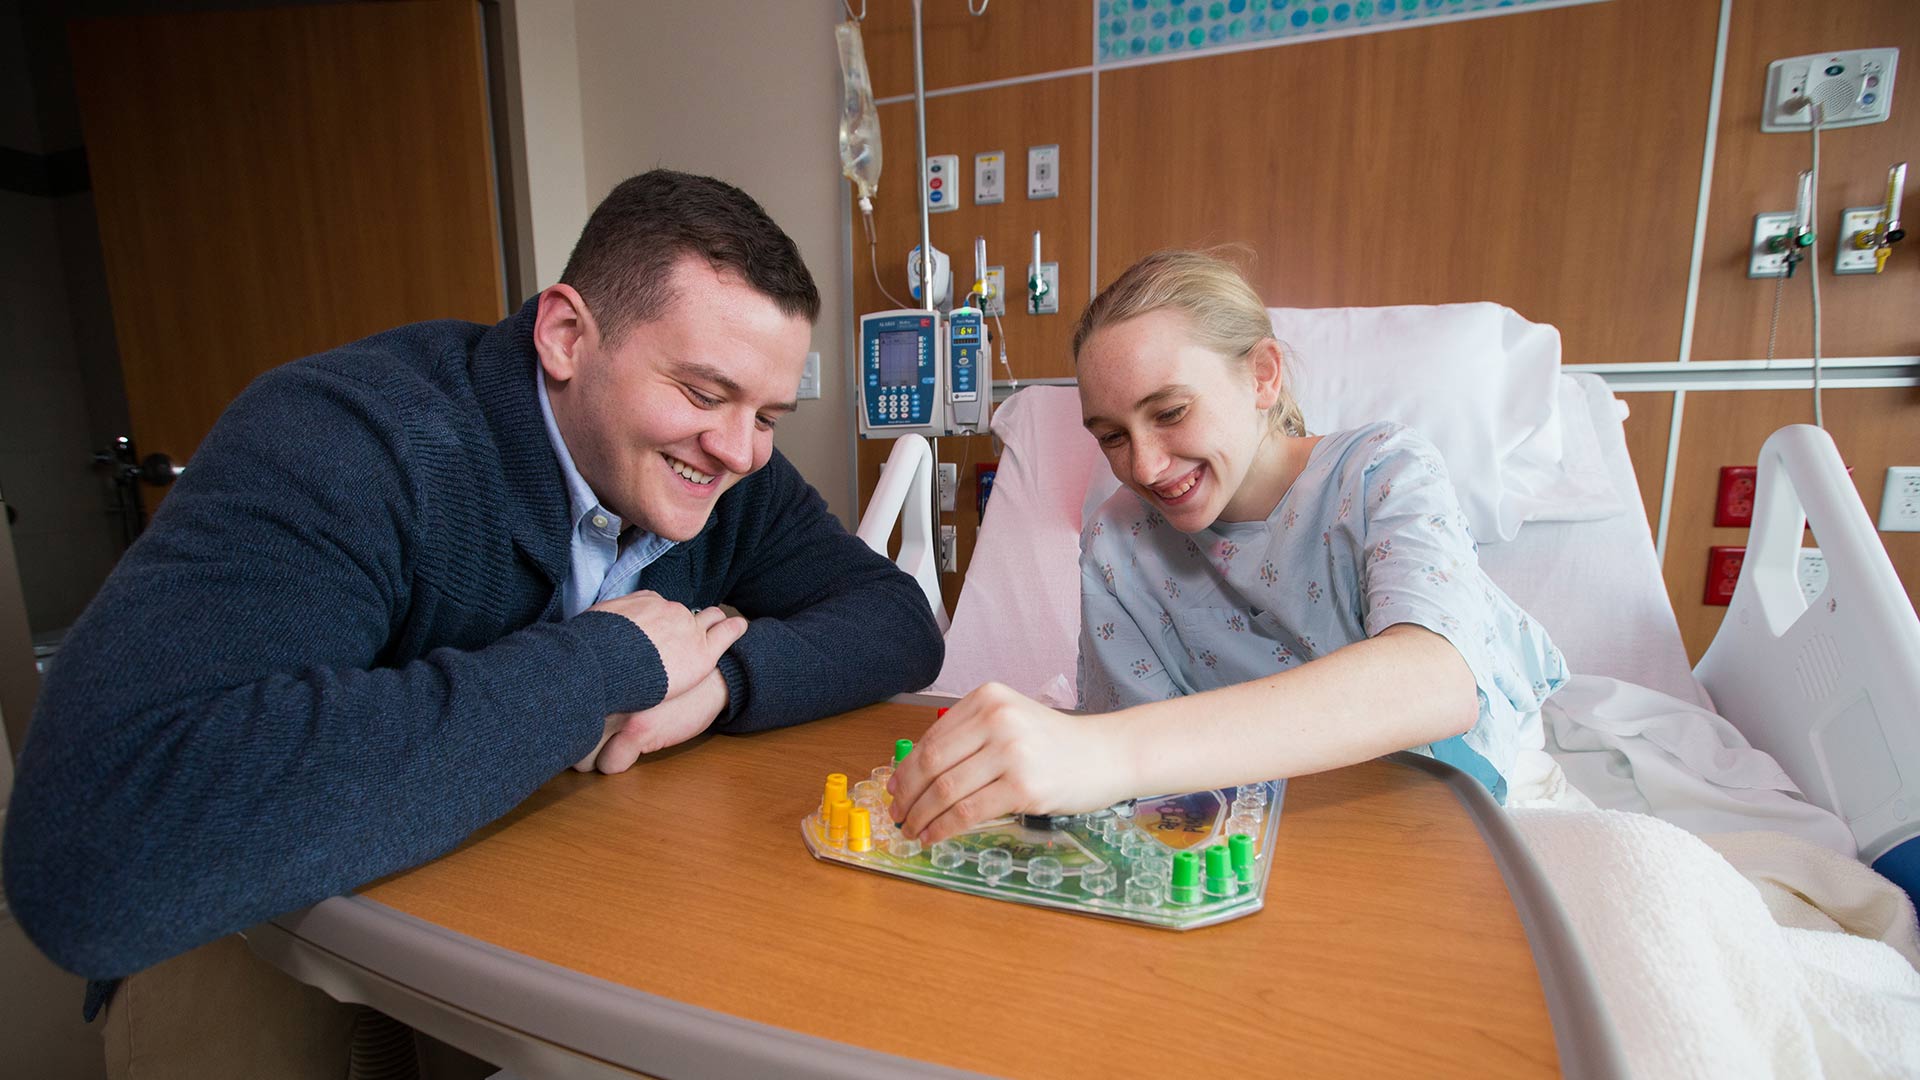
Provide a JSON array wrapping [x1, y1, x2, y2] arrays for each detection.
[[2, 302, 944, 991]]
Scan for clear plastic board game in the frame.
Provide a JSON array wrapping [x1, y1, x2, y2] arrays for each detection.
[[803, 742, 1285, 930]]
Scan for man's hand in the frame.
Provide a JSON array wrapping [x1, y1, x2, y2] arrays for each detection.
[[884, 682, 1133, 843], [588, 592, 747, 701], [574, 668, 729, 774]]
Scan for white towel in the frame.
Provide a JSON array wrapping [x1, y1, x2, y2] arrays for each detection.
[[1511, 808, 1920, 1079]]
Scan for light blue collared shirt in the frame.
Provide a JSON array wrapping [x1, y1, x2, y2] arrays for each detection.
[[537, 370, 676, 618]]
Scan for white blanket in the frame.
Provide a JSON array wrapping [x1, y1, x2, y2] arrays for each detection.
[[1512, 809, 1920, 1079]]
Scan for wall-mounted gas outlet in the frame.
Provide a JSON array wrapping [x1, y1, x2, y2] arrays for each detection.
[[1031, 262, 1060, 314], [937, 462, 958, 512], [925, 154, 959, 212], [1704, 545, 1745, 606], [1749, 212, 1796, 277], [1835, 206, 1888, 274], [1715, 465, 1757, 527], [1880, 466, 1920, 531], [983, 266, 1006, 317], [1797, 547, 1829, 604], [939, 524, 958, 573]]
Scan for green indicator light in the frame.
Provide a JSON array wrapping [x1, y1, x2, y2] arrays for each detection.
[[894, 738, 914, 763]]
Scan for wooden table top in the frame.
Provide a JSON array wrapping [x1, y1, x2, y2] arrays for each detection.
[[358, 700, 1560, 1078]]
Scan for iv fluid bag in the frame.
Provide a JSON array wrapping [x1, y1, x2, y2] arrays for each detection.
[[837, 20, 882, 204]]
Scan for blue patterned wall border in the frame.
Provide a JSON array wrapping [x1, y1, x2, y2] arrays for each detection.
[[1096, 0, 1612, 63]]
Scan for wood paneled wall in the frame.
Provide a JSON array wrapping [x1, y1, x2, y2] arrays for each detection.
[[70, 1, 504, 468], [850, 0, 1920, 658]]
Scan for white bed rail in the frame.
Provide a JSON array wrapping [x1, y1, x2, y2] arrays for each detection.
[[854, 435, 950, 634], [1695, 425, 1920, 894]]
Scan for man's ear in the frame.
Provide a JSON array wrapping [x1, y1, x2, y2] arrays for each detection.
[[533, 284, 598, 383], [1249, 338, 1287, 412]]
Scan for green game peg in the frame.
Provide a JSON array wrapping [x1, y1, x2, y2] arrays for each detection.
[[1229, 833, 1255, 884], [1172, 849, 1200, 904], [1205, 844, 1232, 896]]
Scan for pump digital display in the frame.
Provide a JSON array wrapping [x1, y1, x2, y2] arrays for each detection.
[[878, 331, 921, 387]]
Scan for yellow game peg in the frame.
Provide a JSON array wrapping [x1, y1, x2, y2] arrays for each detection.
[[848, 807, 872, 852], [829, 798, 853, 847], [821, 773, 848, 821]]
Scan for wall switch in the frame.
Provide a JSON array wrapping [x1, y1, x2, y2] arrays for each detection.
[[1031, 262, 1060, 314], [937, 462, 958, 512], [939, 525, 958, 573], [798, 351, 821, 400], [1880, 466, 1920, 531], [926, 154, 959, 213], [974, 151, 1005, 205], [1715, 465, 1757, 527], [1704, 545, 1745, 605], [1835, 206, 1888, 274], [1749, 212, 1796, 277], [1797, 547, 1829, 604], [1027, 144, 1060, 200], [983, 266, 1006, 317]]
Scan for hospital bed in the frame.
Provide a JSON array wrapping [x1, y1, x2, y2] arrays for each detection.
[[857, 302, 1920, 1078]]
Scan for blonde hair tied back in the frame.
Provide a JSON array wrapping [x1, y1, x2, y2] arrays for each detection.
[[1071, 248, 1307, 437]]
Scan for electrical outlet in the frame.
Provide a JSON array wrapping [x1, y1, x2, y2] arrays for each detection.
[[1027, 144, 1059, 200], [1835, 206, 1887, 274], [1031, 262, 1060, 315], [797, 351, 821, 400], [1703, 545, 1745, 606], [937, 462, 958, 512], [983, 266, 1006, 317], [1715, 465, 1757, 527], [974, 151, 1005, 205], [1749, 212, 1795, 277], [1797, 547, 1828, 604], [1880, 466, 1920, 531], [939, 525, 958, 573]]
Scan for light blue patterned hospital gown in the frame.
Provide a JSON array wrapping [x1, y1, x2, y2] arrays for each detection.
[[1075, 422, 1568, 802]]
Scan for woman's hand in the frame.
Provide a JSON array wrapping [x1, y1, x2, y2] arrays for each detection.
[[886, 682, 1134, 843]]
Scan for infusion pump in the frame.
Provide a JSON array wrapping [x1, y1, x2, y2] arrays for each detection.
[[857, 307, 992, 438]]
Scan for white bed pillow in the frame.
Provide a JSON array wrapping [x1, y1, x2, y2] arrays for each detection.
[[1272, 303, 1619, 541]]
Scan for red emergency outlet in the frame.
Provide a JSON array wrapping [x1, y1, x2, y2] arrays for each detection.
[[1716, 466, 1757, 527], [1703, 546, 1745, 606]]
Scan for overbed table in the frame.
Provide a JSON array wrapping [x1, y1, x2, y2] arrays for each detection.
[[248, 697, 1623, 1078]]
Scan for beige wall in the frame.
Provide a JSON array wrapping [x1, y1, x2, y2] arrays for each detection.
[[514, 0, 856, 524]]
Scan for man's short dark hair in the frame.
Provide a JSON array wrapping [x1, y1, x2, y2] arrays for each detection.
[[561, 170, 821, 341]]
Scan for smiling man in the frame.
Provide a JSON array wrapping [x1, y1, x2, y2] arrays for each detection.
[[3, 170, 944, 1074]]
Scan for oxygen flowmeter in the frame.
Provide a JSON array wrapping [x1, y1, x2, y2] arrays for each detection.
[[857, 307, 993, 438]]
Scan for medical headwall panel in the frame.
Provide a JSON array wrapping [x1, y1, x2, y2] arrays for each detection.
[[852, 76, 1094, 614], [859, 0, 1093, 100], [1692, 0, 1920, 362], [1665, 388, 1920, 663], [1095, 0, 1717, 365], [1095, 0, 1612, 63]]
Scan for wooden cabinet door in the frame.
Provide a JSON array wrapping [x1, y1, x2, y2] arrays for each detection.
[[69, 0, 505, 469]]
